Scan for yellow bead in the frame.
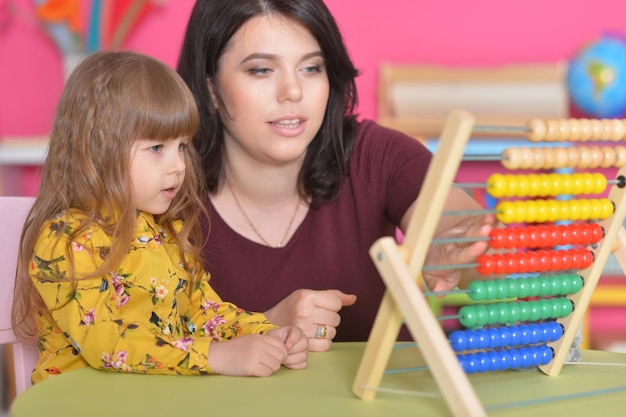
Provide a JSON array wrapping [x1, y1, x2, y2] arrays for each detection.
[[497, 201, 516, 224], [535, 200, 549, 223], [581, 173, 595, 195], [559, 200, 571, 221], [578, 199, 592, 220], [568, 200, 581, 221], [513, 200, 528, 223], [571, 175, 584, 195], [504, 174, 518, 198], [560, 174, 574, 196], [525, 200, 538, 223], [538, 174, 552, 197], [487, 173, 507, 198], [548, 173, 562, 196], [527, 174, 541, 197], [600, 198, 615, 219], [517, 176, 530, 198], [546, 199, 561, 222], [591, 172, 607, 195]]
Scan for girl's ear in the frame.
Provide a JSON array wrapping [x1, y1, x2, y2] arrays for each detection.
[[207, 77, 219, 111]]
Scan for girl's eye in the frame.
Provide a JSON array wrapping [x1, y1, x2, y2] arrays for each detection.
[[149, 145, 163, 152], [178, 142, 188, 151]]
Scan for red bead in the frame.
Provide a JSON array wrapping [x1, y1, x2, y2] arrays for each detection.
[[558, 225, 572, 246], [558, 250, 572, 269], [526, 252, 540, 273], [548, 251, 562, 271], [569, 225, 582, 245], [516, 252, 529, 273], [589, 223, 604, 243], [570, 250, 581, 268], [527, 227, 540, 248], [536, 250, 551, 272], [580, 249, 594, 268], [489, 228, 505, 249], [493, 254, 507, 275], [545, 225, 560, 247], [517, 229, 530, 248], [476, 254, 495, 275], [505, 254, 520, 274]]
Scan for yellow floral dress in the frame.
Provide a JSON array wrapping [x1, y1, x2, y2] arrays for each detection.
[[30, 210, 276, 383]]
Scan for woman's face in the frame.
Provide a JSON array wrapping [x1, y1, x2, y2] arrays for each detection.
[[213, 14, 330, 167]]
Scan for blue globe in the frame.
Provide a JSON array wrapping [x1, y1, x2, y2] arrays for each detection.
[[567, 36, 626, 118]]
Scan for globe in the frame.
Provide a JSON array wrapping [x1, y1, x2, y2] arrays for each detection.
[[567, 35, 626, 118]]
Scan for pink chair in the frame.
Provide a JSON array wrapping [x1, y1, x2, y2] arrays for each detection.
[[0, 196, 39, 400]]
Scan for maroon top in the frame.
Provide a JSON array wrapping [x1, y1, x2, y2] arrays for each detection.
[[201, 120, 432, 341]]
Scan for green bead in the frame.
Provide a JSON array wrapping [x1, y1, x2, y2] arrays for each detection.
[[495, 302, 511, 324], [537, 298, 553, 320], [549, 274, 564, 296], [537, 276, 551, 297], [468, 281, 485, 302], [459, 306, 478, 328], [526, 277, 540, 297], [517, 279, 530, 298], [508, 302, 522, 322], [519, 301, 532, 321], [473, 304, 489, 327], [570, 274, 584, 294], [494, 280, 509, 299], [506, 279, 519, 298], [483, 281, 498, 301]]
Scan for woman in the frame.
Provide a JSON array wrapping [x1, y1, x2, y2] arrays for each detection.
[[177, 0, 495, 351]]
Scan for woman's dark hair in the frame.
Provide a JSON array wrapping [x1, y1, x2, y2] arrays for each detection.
[[177, 0, 359, 201]]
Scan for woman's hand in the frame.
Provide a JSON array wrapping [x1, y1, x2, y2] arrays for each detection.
[[422, 213, 497, 292], [263, 289, 357, 352]]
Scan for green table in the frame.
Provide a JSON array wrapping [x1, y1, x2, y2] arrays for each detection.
[[10, 342, 626, 417]]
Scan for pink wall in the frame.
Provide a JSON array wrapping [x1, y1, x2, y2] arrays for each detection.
[[2, 0, 626, 137]]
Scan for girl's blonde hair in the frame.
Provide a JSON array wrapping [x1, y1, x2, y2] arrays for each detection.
[[12, 51, 205, 341]]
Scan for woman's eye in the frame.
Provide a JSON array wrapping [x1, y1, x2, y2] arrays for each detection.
[[248, 67, 272, 76], [303, 65, 323, 74]]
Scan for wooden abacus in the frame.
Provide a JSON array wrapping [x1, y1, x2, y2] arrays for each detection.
[[352, 110, 626, 417]]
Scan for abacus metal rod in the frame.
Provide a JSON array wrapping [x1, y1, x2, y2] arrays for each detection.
[[442, 209, 495, 216], [431, 236, 490, 244], [472, 125, 530, 134], [462, 154, 504, 162]]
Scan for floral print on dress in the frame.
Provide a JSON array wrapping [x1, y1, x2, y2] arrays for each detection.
[[30, 211, 277, 384]]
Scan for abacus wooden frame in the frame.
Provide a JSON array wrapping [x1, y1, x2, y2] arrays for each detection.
[[351, 110, 626, 417]]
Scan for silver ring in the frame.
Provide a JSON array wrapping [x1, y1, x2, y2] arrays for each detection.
[[314, 324, 327, 339]]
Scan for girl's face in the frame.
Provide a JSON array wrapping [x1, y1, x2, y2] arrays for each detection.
[[213, 14, 330, 167], [129, 137, 188, 214]]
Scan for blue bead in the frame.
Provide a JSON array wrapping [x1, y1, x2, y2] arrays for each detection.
[[474, 329, 490, 349], [508, 325, 522, 347], [449, 330, 468, 352], [487, 327, 502, 349]]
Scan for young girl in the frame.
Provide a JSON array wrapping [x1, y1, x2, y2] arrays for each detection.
[[11, 51, 308, 383]]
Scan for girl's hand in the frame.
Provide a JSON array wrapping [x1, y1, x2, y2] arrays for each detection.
[[267, 326, 309, 370], [263, 289, 357, 352], [207, 334, 288, 377]]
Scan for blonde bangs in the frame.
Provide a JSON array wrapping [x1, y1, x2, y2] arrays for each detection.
[[124, 64, 200, 142]]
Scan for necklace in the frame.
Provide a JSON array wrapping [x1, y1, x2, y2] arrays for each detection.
[[225, 176, 300, 248]]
